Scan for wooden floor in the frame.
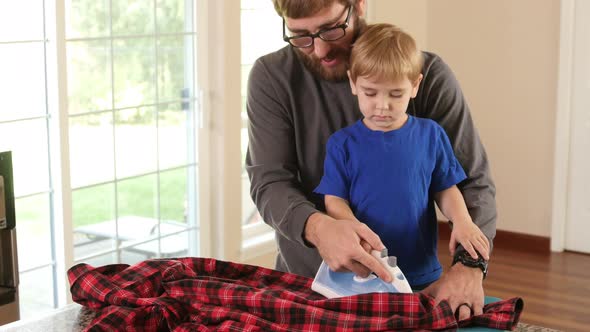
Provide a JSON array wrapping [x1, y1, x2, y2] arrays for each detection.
[[437, 235, 590, 331]]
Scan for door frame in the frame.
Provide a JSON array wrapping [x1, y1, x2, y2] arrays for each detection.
[[551, 0, 575, 252]]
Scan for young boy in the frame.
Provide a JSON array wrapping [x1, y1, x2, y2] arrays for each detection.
[[314, 23, 490, 289]]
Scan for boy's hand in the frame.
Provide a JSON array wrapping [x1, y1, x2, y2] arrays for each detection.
[[449, 220, 490, 260]]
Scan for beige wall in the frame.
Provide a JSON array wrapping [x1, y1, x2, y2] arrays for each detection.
[[368, 0, 428, 49], [370, 0, 561, 237]]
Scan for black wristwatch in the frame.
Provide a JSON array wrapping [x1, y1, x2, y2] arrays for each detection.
[[452, 250, 488, 279]]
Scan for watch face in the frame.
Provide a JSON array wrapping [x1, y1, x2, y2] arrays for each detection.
[[463, 252, 480, 264], [453, 251, 488, 278]]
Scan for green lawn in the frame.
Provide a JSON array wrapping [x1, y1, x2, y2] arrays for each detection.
[[72, 168, 188, 226], [16, 167, 189, 228]]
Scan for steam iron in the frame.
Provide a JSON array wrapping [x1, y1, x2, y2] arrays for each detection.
[[311, 248, 413, 298]]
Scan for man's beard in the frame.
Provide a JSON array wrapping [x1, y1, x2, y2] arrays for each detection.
[[294, 16, 366, 82]]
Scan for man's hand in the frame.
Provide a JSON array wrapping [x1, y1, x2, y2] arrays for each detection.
[[304, 213, 392, 282], [421, 263, 484, 321]]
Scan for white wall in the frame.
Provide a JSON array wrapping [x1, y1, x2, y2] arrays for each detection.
[[370, 0, 561, 237]]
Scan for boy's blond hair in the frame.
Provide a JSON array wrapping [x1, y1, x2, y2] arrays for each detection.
[[272, 0, 355, 18], [349, 23, 423, 83]]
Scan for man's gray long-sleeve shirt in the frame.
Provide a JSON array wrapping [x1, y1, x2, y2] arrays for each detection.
[[245, 45, 496, 278]]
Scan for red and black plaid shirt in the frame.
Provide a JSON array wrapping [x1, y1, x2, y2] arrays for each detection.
[[68, 258, 523, 331]]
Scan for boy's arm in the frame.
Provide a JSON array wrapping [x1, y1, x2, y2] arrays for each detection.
[[324, 195, 356, 221], [413, 53, 496, 253], [416, 52, 495, 322], [434, 185, 490, 260]]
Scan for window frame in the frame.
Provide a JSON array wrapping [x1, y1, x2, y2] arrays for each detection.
[[1, 0, 213, 314]]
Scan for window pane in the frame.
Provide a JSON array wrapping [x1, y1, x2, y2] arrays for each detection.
[[157, 0, 194, 33], [0, 119, 50, 196], [126, 231, 189, 261], [158, 103, 195, 169], [19, 267, 54, 320], [117, 174, 158, 220], [0, 43, 47, 122], [67, 40, 112, 114], [112, 0, 155, 36], [159, 167, 188, 222], [0, 1, 44, 41], [66, 0, 200, 285], [15, 194, 52, 270], [72, 183, 116, 260], [65, 0, 109, 38], [115, 107, 158, 178], [113, 38, 156, 108], [69, 113, 115, 188], [157, 36, 195, 102], [72, 183, 116, 227]]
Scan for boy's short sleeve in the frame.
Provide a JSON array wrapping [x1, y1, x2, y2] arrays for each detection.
[[314, 136, 350, 200], [431, 125, 467, 193]]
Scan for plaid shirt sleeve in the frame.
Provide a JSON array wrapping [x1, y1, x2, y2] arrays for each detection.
[[68, 258, 523, 331]]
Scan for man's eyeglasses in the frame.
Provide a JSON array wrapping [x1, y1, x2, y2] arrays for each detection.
[[283, 6, 353, 48]]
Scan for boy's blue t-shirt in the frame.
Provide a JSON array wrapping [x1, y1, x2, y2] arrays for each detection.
[[314, 115, 467, 286]]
